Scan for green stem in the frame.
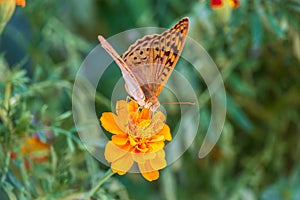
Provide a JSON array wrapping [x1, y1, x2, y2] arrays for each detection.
[[1, 150, 11, 183], [0, 82, 11, 124], [4, 82, 12, 112], [0, 82, 14, 184], [86, 169, 115, 198], [2, 82, 13, 132]]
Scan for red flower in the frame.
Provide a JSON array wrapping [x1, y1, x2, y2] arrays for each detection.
[[208, 0, 240, 8]]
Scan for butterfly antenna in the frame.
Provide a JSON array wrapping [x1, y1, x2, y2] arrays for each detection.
[[161, 101, 195, 105]]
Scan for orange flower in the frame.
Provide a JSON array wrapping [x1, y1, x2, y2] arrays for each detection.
[[0, 0, 26, 7], [10, 135, 50, 170], [15, 0, 26, 7], [100, 100, 172, 181], [203, 0, 239, 8], [21, 136, 50, 162]]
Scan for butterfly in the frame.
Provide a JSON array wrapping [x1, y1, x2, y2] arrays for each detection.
[[98, 17, 189, 112]]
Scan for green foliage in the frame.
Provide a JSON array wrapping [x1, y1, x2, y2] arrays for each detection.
[[0, 0, 300, 199]]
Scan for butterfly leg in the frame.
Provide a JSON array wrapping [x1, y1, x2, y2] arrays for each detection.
[[126, 96, 135, 103]]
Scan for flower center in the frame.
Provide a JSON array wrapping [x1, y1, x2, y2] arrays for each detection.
[[129, 135, 149, 153]]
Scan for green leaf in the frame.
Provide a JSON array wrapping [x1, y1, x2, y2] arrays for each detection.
[[250, 11, 263, 48], [56, 111, 72, 121], [15, 110, 33, 135], [67, 136, 75, 152], [227, 95, 253, 132], [1, 182, 17, 200], [0, 185, 10, 200], [265, 11, 285, 38]]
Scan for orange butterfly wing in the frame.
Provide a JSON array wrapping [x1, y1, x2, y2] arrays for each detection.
[[122, 17, 189, 99], [98, 35, 146, 105], [99, 17, 189, 110]]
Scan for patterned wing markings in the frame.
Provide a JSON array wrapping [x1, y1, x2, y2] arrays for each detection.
[[99, 17, 189, 111], [122, 17, 189, 100]]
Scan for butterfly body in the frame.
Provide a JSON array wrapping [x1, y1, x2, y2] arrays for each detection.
[[99, 17, 189, 112]]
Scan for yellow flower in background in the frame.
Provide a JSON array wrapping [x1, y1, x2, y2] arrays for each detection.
[[100, 100, 172, 181], [0, 0, 26, 34]]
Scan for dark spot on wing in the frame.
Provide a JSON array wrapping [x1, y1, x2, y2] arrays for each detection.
[[170, 44, 178, 53], [165, 58, 174, 66], [164, 67, 171, 72]]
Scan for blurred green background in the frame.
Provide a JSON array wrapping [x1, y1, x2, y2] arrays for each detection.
[[1, 0, 300, 199]]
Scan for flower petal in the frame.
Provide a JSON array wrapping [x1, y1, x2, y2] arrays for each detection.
[[132, 153, 146, 164], [112, 168, 126, 175], [227, 0, 239, 8], [147, 111, 166, 136], [143, 152, 156, 160], [111, 153, 134, 175], [210, 0, 223, 8], [150, 151, 167, 170], [21, 137, 50, 154], [141, 170, 159, 182], [148, 141, 165, 152], [140, 108, 150, 120], [104, 141, 130, 162], [128, 100, 139, 113], [100, 113, 124, 135], [158, 125, 172, 141], [156, 149, 166, 158], [138, 160, 159, 181], [149, 135, 165, 142], [115, 100, 129, 119], [16, 0, 26, 7], [112, 134, 128, 146]]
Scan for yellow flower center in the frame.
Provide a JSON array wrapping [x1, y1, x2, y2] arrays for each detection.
[[139, 119, 151, 127], [129, 135, 149, 153]]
